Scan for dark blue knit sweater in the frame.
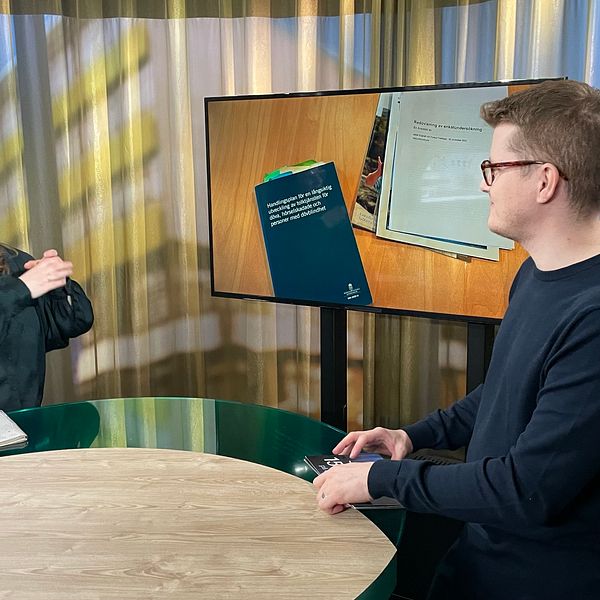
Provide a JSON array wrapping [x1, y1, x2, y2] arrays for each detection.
[[369, 254, 600, 599]]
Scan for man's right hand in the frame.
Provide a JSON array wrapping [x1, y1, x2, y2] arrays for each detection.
[[333, 426, 414, 460], [19, 250, 73, 299]]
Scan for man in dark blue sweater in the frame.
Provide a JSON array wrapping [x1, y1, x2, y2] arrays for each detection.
[[314, 79, 600, 599]]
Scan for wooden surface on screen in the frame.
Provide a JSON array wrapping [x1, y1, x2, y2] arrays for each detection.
[[208, 92, 528, 321]]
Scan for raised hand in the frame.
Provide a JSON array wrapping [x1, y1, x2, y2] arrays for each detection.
[[23, 248, 59, 270], [332, 426, 413, 460], [19, 250, 73, 299]]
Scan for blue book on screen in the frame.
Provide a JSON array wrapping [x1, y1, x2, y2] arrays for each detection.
[[254, 161, 372, 306]]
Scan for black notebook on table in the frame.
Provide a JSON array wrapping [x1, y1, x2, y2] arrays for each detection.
[[304, 453, 402, 509]]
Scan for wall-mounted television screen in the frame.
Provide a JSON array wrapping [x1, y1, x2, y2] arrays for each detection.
[[204, 79, 554, 324]]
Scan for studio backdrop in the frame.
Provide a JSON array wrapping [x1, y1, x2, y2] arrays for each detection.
[[0, 0, 597, 434]]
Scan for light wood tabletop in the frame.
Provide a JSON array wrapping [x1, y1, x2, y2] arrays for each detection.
[[0, 447, 396, 599]]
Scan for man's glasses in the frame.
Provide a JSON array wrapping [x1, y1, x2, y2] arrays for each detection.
[[480, 160, 543, 186], [480, 159, 569, 186]]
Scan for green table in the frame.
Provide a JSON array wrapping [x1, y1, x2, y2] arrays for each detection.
[[4, 397, 404, 599]]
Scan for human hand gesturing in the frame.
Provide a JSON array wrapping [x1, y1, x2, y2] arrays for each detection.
[[19, 249, 73, 299]]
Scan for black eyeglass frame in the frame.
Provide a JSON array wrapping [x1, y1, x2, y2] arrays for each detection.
[[480, 159, 569, 186]]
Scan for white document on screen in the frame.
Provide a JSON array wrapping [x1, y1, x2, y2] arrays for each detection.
[[386, 87, 514, 251]]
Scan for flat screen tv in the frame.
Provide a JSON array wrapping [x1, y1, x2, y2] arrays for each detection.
[[204, 78, 556, 324]]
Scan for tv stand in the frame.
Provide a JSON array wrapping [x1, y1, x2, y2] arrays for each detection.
[[318, 312, 499, 600], [320, 307, 347, 431], [319, 314, 497, 432]]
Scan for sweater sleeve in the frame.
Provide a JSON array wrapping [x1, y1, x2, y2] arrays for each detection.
[[37, 278, 94, 351], [402, 384, 482, 451], [368, 309, 600, 529]]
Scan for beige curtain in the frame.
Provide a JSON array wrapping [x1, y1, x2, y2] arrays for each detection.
[[1, 0, 595, 434], [0, 1, 373, 427]]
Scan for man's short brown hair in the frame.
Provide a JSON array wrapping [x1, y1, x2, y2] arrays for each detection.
[[480, 79, 600, 215]]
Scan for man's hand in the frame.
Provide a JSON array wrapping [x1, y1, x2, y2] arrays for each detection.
[[313, 462, 374, 515], [19, 249, 73, 299], [333, 426, 413, 460]]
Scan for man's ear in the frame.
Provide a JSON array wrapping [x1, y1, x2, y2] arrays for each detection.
[[536, 163, 562, 205]]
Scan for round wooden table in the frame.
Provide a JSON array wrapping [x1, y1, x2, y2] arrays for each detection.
[[0, 447, 396, 599]]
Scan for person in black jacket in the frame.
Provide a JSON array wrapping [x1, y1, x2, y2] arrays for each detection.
[[313, 79, 600, 600], [0, 244, 93, 412]]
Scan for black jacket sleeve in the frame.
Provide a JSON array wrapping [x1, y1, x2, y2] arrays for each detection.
[[0, 276, 35, 344], [37, 278, 94, 351]]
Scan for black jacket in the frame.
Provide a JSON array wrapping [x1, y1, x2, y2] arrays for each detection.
[[0, 246, 94, 411]]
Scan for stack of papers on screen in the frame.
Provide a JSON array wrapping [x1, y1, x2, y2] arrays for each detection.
[[353, 86, 515, 261], [0, 410, 28, 450]]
